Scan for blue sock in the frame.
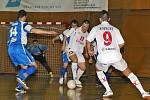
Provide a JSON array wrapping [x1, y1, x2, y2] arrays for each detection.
[[18, 68, 26, 76], [17, 68, 26, 88], [19, 66, 36, 81], [60, 67, 67, 78], [17, 83, 22, 88]]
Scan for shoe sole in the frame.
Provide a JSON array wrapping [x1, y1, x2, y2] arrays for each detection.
[[103, 94, 113, 98], [16, 78, 29, 90], [76, 84, 82, 88]]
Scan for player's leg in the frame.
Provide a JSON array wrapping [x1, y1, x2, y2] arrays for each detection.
[[60, 53, 68, 79], [75, 53, 86, 88], [104, 66, 112, 80], [76, 53, 86, 80], [59, 52, 69, 84], [38, 55, 53, 77], [16, 67, 27, 92], [16, 48, 37, 90], [8, 46, 29, 91], [113, 59, 150, 99], [96, 62, 113, 97], [68, 51, 78, 80]]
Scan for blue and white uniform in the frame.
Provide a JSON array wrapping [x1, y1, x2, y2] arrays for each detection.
[[59, 29, 70, 63], [8, 20, 35, 67]]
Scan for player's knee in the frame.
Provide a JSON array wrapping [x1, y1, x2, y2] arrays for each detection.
[[19, 64, 28, 69]]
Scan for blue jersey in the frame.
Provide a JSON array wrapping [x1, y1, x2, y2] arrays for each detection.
[[8, 20, 34, 67], [8, 20, 32, 46]]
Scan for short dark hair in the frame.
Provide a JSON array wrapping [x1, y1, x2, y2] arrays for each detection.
[[33, 40, 38, 42], [70, 19, 78, 25], [82, 20, 90, 24], [100, 10, 109, 21], [17, 10, 27, 19]]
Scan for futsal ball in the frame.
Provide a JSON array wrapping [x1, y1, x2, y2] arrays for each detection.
[[67, 80, 76, 89]]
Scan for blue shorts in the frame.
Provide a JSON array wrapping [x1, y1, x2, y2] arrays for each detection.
[[61, 52, 69, 63], [8, 44, 35, 67]]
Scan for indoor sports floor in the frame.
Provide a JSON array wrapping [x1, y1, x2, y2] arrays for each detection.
[[0, 74, 149, 100]]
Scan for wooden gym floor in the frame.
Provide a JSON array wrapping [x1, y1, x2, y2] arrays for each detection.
[[0, 74, 149, 100]]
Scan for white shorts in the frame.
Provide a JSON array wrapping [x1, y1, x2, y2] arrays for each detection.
[[96, 58, 127, 72], [67, 50, 85, 63]]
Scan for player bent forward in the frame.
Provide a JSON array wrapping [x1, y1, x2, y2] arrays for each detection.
[[63, 20, 90, 88], [86, 10, 150, 99]]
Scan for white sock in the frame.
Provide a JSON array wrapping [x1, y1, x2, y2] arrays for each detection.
[[71, 62, 78, 80], [128, 73, 146, 94], [97, 71, 112, 92], [76, 68, 84, 80]]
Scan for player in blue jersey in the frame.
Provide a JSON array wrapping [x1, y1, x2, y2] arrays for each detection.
[[52, 20, 78, 85], [7, 10, 58, 93]]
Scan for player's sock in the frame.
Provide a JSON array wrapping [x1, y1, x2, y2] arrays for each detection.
[[60, 66, 67, 78], [128, 73, 146, 94], [71, 62, 78, 80], [76, 68, 84, 80], [17, 83, 22, 88], [19, 66, 36, 80], [18, 68, 26, 76], [97, 71, 112, 91]]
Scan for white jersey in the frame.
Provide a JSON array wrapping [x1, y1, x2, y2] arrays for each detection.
[[66, 27, 88, 53], [87, 21, 124, 63], [59, 29, 71, 52]]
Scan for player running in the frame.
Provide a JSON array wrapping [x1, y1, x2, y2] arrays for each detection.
[[8, 10, 58, 93]]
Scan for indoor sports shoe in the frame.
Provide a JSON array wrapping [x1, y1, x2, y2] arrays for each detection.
[[15, 87, 23, 92], [59, 77, 64, 85], [49, 72, 54, 78], [75, 79, 82, 88], [142, 92, 150, 99], [15, 87, 26, 93], [103, 91, 113, 97], [16, 77, 29, 90]]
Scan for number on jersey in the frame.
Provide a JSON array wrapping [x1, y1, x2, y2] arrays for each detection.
[[103, 31, 112, 46]]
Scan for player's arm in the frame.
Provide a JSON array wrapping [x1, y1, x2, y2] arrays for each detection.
[[119, 43, 124, 48], [86, 40, 94, 56], [86, 27, 96, 56], [24, 24, 58, 35], [61, 35, 67, 52], [52, 35, 60, 45], [115, 28, 125, 49], [84, 43, 89, 58], [31, 28, 58, 35]]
